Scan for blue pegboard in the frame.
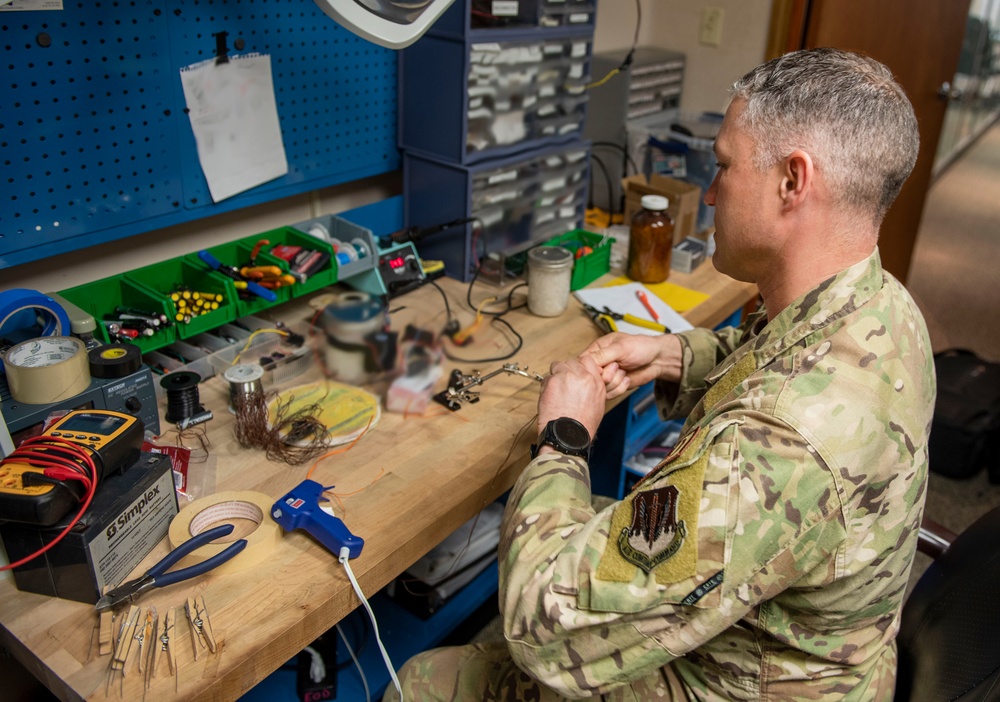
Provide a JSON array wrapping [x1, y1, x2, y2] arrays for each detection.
[[0, 0, 399, 270]]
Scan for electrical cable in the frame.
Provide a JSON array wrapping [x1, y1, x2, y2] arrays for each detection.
[[592, 140, 639, 178], [589, 152, 616, 216], [339, 548, 402, 698], [585, 0, 641, 90], [336, 623, 371, 702]]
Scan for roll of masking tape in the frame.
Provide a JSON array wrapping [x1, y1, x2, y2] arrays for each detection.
[[168, 491, 282, 575], [2, 336, 91, 404]]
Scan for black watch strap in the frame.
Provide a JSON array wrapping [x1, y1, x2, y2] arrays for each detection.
[[530, 417, 592, 462]]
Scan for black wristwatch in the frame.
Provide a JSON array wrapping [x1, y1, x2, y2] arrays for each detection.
[[530, 417, 592, 462]]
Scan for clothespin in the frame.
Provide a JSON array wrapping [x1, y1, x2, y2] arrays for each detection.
[[153, 608, 179, 693], [98, 610, 114, 656], [137, 607, 156, 675], [185, 595, 217, 658], [109, 605, 141, 694]]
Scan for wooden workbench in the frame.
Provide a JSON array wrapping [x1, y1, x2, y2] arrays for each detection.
[[0, 263, 757, 702]]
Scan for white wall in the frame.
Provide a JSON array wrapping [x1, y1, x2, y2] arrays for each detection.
[[4, 0, 773, 293], [593, 0, 773, 114]]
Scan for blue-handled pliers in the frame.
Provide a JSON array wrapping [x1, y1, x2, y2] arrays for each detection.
[[94, 524, 247, 612]]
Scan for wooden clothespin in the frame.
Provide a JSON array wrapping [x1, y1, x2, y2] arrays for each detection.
[[109, 604, 141, 695], [153, 608, 178, 693], [137, 607, 156, 675], [98, 609, 115, 656], [185, 595, 217, 659]]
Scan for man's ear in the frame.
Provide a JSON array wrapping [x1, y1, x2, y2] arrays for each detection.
[[779, 149, 814, 209]]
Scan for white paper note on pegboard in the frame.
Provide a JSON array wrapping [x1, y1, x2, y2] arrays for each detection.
[[180, 53, 289, 203]]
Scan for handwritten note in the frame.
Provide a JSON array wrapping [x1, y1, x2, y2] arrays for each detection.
[[180, 53, 288, 202]]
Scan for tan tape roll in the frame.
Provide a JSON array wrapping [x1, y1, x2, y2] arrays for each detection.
[[168, 491, 282, 575], [2, 336, 91, 404]]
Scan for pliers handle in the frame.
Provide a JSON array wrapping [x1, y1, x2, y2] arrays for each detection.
[[582, 304, 670, 334], [95, 524, 247, 612]]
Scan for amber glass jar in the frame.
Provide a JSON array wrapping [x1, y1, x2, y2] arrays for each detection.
[[627, 194, 674, 283]]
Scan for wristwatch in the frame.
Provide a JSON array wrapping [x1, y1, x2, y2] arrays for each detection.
[[530, 417, 592, 462]]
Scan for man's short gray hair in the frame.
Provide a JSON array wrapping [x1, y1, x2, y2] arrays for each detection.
[[731, 48, 919, 225]]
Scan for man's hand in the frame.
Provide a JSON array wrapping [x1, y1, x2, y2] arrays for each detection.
[[537, 355, 607, 440], [582, 333, 684, 400]]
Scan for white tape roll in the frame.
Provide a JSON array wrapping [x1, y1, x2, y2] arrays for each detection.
[[168, 491, 282, 575], [2, 336, 91, 404]]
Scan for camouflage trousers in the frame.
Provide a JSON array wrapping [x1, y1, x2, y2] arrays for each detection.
[[382, 641, 690, 701]]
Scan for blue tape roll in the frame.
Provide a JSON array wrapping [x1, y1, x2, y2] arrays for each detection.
[[0, 288, 72, 345]]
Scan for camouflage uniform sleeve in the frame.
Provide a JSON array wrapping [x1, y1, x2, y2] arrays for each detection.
[[498, 416, 847, 698], [655, 326, 746, 420]]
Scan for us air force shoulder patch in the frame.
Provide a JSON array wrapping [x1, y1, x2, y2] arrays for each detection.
[[596, 433, 708, 585], [618, 486, 687, 572]]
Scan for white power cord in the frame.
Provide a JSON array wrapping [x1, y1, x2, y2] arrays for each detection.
[[336, 623, 371, 702], [302, 645, 327, 684], [339, 546, 403, 699]]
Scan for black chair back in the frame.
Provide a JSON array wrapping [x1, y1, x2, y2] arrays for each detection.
[[896, 504, 1000, 701]]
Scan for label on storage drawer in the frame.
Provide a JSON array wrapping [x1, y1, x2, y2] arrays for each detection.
[[569, 12, 589, 23], [492, 1, 518, 15], [488, 170, 518, 185]]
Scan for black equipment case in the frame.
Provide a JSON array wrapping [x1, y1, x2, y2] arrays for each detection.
[[928, 349, 1000, 481]]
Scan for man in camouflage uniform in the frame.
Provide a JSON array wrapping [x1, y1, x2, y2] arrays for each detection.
[[386, 48, 935, 701]]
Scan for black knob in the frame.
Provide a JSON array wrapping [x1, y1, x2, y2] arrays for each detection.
[[124, 397, 142, 412]]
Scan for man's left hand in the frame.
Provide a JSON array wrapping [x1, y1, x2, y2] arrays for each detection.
[[537, 355, 607, 440]]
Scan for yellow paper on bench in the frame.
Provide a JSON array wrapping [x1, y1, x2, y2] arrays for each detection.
[[604, 276, 710, 313]]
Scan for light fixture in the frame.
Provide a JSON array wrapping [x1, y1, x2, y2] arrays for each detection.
[[313, 0, 458, 49]]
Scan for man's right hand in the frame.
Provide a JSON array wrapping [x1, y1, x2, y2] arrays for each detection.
[[582, 333, 684, 400]]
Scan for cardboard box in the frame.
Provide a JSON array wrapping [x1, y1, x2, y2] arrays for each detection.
[[622, 174, 702, 244], [671, 237, 707, 274]]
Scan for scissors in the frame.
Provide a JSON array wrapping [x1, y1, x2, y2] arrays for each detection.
[[95, 524, 248, 612], [582, 304, 671, 334]]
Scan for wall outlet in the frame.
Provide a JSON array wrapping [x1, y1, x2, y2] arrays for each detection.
[[699, 7, 725, 47]]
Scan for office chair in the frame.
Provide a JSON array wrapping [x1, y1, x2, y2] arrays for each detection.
[[895, 507, 1000, 701]]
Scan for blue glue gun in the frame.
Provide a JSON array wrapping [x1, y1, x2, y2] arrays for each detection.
[[271, 479, 365, 560]]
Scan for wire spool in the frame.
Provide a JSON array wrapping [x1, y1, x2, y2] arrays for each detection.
[[305, 222, 331, 243], [1, 336, 91, 404], [88, 342, 142, 379], [224, 363, 265, 415], [350, 238, 371, 260], [160, 370, 204, 424]]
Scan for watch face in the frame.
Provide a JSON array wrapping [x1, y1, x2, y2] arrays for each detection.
[[554, 417, 591, 452]]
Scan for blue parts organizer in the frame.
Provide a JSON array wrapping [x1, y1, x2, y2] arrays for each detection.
[[1, 0, 399, 270]]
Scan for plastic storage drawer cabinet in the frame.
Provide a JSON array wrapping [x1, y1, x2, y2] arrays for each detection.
[[405, 141, 590, 281], [400, 30, 592, 165], [58, 275, 176, 353]]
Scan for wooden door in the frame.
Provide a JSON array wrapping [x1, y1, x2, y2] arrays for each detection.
[[775, 0, 971, 283]]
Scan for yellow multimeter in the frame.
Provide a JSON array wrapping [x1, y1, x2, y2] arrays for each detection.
[[0, 409, 144, 526]]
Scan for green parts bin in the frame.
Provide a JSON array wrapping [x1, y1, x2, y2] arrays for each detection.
[[542, 229, 615, 290], [246, 227, 338, 298], [186, 241, 290, 318], [124, 257, 236, 338], [58, 274, 176, 353]]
